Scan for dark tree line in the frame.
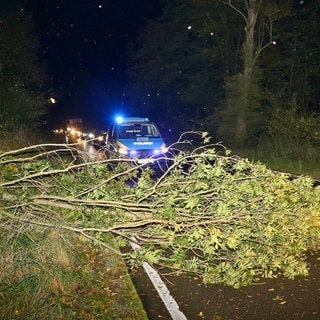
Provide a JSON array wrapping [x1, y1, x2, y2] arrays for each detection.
[[127, 0, 320, 148], [0, 0, 49, 147], [1, 0, 319, 151]]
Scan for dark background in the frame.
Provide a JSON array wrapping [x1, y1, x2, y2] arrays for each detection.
[[27, 0, 161, 129]]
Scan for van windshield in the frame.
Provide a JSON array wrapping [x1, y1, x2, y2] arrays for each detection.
[[118, 124, 160, 139]]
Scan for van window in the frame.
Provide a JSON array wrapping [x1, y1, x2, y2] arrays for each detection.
[[118, 124, 160, 139]]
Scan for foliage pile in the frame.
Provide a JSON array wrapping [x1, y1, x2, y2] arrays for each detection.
[[1, 133, 320, 293]]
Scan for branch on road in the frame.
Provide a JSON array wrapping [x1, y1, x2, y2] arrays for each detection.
[[1, 133, 320, 288]]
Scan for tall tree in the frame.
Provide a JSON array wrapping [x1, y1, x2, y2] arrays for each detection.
[[217, 0, 291, 146]]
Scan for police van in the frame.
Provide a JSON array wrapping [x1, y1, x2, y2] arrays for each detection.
[[105, 117, 168, 164]]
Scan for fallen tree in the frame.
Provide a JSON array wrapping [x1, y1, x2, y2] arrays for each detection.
[[1, 132, 320, 288]]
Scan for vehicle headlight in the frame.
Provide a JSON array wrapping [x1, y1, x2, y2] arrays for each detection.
[[88, 133, 95, 139], [160, 144, 168, 153], [118, 147, 128, 155]]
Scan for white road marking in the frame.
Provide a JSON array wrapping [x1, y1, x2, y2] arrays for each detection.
[[130, 239, 188, 320]]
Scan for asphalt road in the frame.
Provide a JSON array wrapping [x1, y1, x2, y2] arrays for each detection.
[[132, 251, 320, 320]]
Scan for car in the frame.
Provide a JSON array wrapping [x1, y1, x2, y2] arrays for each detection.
[[81, 129, 105, 145], [103, 116, 169, 164]]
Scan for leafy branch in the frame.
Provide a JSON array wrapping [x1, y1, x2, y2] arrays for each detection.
[[1, 134, 320, 288]]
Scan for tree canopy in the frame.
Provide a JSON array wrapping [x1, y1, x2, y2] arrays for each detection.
[[127, 0, 320, 147]]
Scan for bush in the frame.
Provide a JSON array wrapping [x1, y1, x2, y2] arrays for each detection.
[[260, 104, 320, 161]]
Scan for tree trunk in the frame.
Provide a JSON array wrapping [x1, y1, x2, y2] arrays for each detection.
[[235, 1, 258, 141]]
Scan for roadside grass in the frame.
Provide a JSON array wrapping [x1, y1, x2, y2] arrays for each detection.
[[234, 145, 320, 179], [261, 157, 320, 179], [0, 229, 148, 320]]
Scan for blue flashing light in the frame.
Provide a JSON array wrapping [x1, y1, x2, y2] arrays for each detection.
[[115, 116, 150, 124], [124, 117, 149, 122], [115, 116, 124, 124]]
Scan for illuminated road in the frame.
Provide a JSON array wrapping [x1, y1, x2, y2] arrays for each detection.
[[75, 138, 106, 161]]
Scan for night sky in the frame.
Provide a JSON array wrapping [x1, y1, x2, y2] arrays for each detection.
[[27, 0, 161, 129]]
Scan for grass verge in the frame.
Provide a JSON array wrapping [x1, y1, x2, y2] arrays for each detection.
[[0, 229, 148, 320], [234, 146, 320, 179]]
